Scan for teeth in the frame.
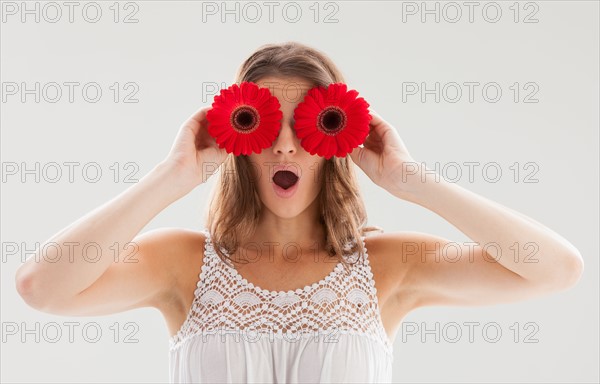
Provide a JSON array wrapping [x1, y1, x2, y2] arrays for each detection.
[[273, 170, 299, 190]]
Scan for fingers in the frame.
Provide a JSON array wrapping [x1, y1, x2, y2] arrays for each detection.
[[349, 145, 363, 165], [365, 110, 408, 157], [368, 109, 390, 131], [184, 106, 212, 134], [368, 109, 403, 140], [188, 105, 211, 122]]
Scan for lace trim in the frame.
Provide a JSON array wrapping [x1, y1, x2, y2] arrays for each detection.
[[169, 229, 394, 358], [222, 253, 345, 297]]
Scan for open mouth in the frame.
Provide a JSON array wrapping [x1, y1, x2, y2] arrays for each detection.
[[272, 170, 299, 190]]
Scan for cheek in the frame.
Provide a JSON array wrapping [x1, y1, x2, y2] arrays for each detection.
[[303, 161, 325, 192], [247, 156, 268, 184], [311, 160, 327, 182]]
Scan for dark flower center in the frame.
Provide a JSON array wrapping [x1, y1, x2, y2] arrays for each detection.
[[317, 106, 346, 135], [231, 105, 260, 133]]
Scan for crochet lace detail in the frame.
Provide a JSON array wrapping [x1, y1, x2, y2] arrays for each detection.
[[169, 229, 393, 357]]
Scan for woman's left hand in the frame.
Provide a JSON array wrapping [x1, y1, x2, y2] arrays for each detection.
[[349, 111, 417, 198]]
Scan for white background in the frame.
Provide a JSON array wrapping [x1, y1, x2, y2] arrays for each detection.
[[2, 1, 598, 382]]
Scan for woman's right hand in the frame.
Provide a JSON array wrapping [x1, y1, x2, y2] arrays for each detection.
[[161, 106, 229, 193]]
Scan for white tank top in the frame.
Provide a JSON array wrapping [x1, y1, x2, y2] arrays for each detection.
[[168, 229, 394, 383]]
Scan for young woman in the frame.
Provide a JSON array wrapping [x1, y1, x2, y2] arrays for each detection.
[[15, 42, 584, 383]]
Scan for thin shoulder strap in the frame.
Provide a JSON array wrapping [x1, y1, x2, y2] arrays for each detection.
[[199, 228, 216, 282], [168, 228, 217, 348]]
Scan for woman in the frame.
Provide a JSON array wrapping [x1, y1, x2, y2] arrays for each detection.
[[15, 42, 584, 383]]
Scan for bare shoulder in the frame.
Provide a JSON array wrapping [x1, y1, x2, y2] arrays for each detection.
[[362, 231, 426, 340], [143, 228, 208, 335], [140, 227, 207, 270], [362, 231, 421, 308], [35, 227, 208, 318], [119, 227, 208, 315], [144, 227, 207, 301], [364, 230, 544, 310]]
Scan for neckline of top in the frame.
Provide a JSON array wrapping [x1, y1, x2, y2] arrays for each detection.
[[203, 230, 365, 297]]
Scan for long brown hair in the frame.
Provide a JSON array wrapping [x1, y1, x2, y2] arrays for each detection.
[[205, 41, 383, 270]]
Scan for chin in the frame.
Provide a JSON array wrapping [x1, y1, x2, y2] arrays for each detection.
[[266, 204, 304, 219], [275, 212, 301, 220]]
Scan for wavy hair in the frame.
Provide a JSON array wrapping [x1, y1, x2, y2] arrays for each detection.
[[205, 41, 383, 270]]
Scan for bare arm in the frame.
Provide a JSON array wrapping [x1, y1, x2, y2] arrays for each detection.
[[349, 111, 584, 309], [15, 163, 182, 310], [15, 106, 227, 315], [399, 173, 584, 298]]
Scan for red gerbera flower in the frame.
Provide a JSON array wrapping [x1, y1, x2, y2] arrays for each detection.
[[293, 83, 371, 159], [206, 82, 283, 156]]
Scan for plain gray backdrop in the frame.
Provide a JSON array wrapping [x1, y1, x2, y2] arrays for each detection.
[[1, 1, 598, 383]]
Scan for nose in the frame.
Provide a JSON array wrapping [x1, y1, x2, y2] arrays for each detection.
[[272, 121, 298, 156]]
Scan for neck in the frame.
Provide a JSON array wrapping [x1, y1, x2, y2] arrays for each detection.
[[238, 204, 328, 265]]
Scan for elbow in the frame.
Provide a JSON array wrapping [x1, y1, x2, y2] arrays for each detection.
[[15, 268, 53, 312], [554, 250, 585, 291], [15, 264, 32, 299], [16, 264, 78, 314], [15, 269, 40, 309]]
